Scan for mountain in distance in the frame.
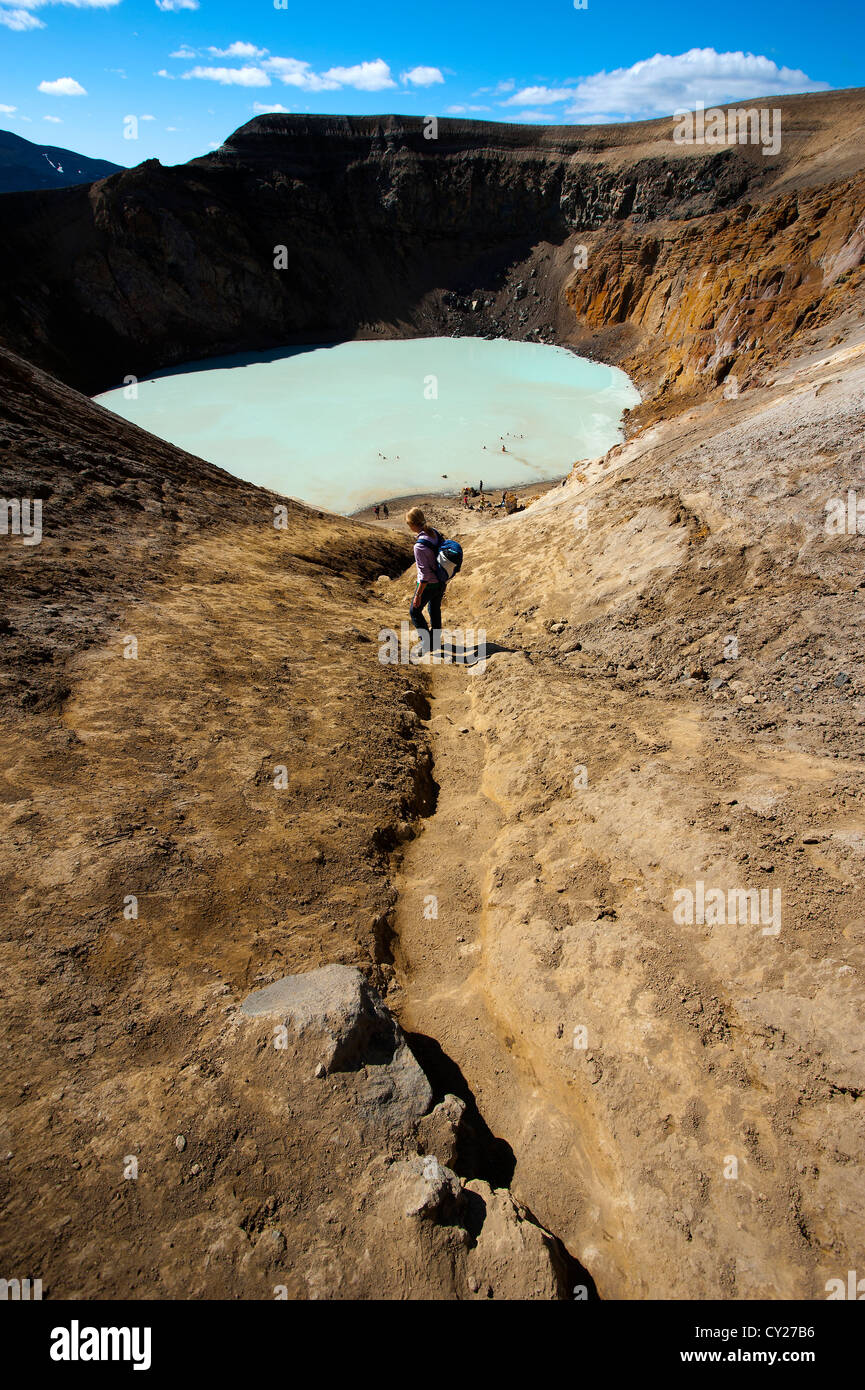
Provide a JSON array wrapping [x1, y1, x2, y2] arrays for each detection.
[[0, 127, 123, 194]]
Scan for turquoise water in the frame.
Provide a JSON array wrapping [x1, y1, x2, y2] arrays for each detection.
[[94, 338, 640, 514]]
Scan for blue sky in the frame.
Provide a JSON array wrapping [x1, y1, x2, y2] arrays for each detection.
[[0, 0, 862, 166]]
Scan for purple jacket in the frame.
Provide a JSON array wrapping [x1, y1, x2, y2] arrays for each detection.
[[413, 528, 443, 585]]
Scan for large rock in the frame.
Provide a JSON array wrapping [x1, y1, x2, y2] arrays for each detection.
[[378, 1157, 568, 1299], [465, 1180, 567, 1300], [240, 965, 432, 1131]]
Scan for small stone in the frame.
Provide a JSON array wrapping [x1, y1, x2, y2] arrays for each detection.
[[834, 672, 850, 688], [175, 1135, 186, 1152], [190, 1162, 201, 1175], [315, 1063, 326, 1078]]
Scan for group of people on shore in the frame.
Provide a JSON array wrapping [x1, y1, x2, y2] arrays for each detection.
[[373, 473, 516, 521], [461, 482, 514, 511], [461, 485, 485, 509]]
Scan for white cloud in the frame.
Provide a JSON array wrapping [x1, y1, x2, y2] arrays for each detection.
[[43, 113, 62, 121], [38, 76, 87, 96], [262, 57, 339, 91], [562, 49, 830, 122], [183, 65, 270, 88], [0, 7, 45, 27], [445, 103, 490, 115], [155, 0, 198, 10], [262, 54, 397, 92], [209, 41, 266, 59], [401, 65, 444, 87], [321, 58, 395, 91], [0, 102, 17, 112], [502, 85, 574, 106], [140, 113, 155, 120], [156, 69, 173, 79], [253, 101, 289, 113], [170, 45, 196, 58], [512, 110, 552, 123]]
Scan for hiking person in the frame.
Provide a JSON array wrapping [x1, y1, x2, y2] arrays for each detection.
[[382, 502, 389, 519], [374, 503, 380, 519], [406, 507, 446, 658]]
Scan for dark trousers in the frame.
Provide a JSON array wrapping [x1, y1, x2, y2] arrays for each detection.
[[409, 582, 444, 654]]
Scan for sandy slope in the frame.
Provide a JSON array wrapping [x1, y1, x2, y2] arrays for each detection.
[[0, 347, 568, 1299], [389, 332, 865, 1299]]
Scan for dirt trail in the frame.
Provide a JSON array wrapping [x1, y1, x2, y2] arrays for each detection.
[[392, 665, 597, 1265], [390, 339, 865, 1300]]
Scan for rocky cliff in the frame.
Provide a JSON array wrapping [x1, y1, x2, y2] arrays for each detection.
[[0, 91, 863, 415]]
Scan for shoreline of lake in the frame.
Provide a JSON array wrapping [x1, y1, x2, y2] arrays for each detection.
[[94, 337, 638, 515]]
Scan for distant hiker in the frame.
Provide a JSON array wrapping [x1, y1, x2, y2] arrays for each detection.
[[406, 510, 463, 659], [479, 479, 483, 492], [501, 444, 506, 453], [407, 507, 445, 657], [374, 504, 380, 519], [382, 502, 389, 519]]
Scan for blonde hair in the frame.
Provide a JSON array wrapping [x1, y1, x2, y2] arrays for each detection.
[[405, 507, 426, 529]]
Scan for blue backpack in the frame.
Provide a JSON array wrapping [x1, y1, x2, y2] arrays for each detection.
[[419, 531, 463, 584]]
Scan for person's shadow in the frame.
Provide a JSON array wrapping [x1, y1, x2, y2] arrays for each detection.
[[439, 638, 518, 667]]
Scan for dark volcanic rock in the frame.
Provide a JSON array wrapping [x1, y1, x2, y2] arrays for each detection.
[[1, 98, 862, 396]]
